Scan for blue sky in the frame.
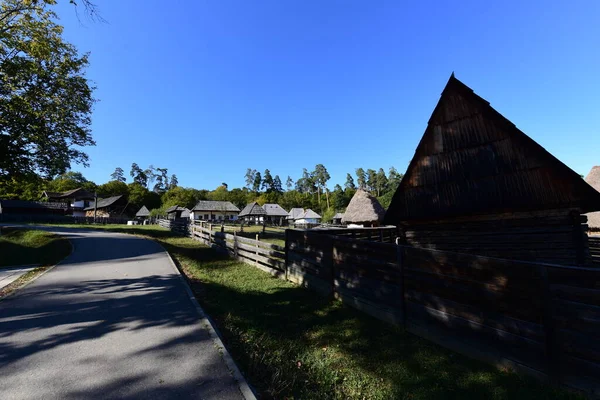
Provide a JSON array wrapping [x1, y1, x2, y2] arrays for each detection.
[[56, 0, 600, 189]]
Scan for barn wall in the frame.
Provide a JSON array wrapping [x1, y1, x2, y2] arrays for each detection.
[[398, 208, 592, 266]]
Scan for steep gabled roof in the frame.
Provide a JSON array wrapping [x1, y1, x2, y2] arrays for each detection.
[[84, 195, 124, 210], [585, 166, 600, 229], [191, 200, 240, 212], [263, 203, 288, 217], [384, 74, 600, 223], [342, 189, 385, 224], [333, 212, 345, 220], [297, 209, 321, 220], [287, 208, 304, 220], [239, 202, 266, 217], [135, 205, 150, 217], [43, 188, 95, 200]]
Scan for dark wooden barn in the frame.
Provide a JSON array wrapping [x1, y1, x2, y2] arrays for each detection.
[[384, 74, 600, 266]]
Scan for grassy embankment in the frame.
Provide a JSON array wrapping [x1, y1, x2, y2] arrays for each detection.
[[30, 224, 580, 399], [0, 227, 72, 298]]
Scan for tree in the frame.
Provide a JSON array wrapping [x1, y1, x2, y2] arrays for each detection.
[[261, 169, 274, 192], [285, 176, 294, 191], [97, 180, 128, 198], [366, 169, 377, 194], [375, 168, 388, 197], [110, 167, 126, 183], [244, 168, 256, 190], [355, 168, 366, 190], [295, 168, 315, 194], [344, 173, 356, 190], [313, 164, 330, 209], [128, 182, 160, 210], [169, 174, 178, 189], [253, 171, 262, 192], [46, 171, 95, 193], [388, 167, 403, 188], [130, 163, 148, 187], [272, 175, 283, 193], [0, 0, 96, 179]]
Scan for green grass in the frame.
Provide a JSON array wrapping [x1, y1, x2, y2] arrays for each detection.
[[32, 223, 580, 399], [0, 227, 72, 268]]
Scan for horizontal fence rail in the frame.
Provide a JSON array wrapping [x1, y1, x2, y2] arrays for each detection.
[[190, 223, 286, 276]]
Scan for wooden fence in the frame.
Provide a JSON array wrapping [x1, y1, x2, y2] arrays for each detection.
[[156, 218, 599, 393], [311, 226, 398, 243], [158, 218, 190, 235], [190, 224, 286, 276], [591, 236, 600, 267], [285, 229, 600, 394]]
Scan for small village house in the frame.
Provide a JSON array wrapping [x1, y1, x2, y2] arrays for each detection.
[[383, 74, 600, 266], [42, 188, 95, 217], [84, 195, 130, 218], [332, 212, 345, 225], [135, 205, 151, 222], [238, 202, 266, 224], [287, 208, 304, 225], [294, 209, 322, 225], [585, 166, 600, 233], [189, 200, 240, 222], [263, 203, 288, 225], [342, 189, 386, 227], [165, 206, 190, 220]]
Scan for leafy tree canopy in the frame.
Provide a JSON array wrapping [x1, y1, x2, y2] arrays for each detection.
[[0, 0, 96, 179]]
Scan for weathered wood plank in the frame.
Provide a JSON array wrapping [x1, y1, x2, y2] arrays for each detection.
[[334, 287, 404, 326]]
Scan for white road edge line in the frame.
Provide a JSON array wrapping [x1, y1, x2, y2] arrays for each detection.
[[158, 246, 257, 400]]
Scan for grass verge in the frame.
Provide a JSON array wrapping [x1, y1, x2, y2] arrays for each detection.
[[24, 224, 580, 399], [0, 227, 72, 299]]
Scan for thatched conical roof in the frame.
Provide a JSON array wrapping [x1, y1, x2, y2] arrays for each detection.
[[342, 189, 385, 225], [585, 166, 600, 230]]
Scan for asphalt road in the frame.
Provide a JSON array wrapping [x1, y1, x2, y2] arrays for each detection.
[[0, 228, 244, 399]]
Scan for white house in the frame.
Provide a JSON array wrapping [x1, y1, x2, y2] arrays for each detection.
[[42, 188, 95, 217], [293, 209, 322, 225], [189, 200, 240, 222]]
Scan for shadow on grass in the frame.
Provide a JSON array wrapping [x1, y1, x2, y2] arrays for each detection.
[[0, 228, 71, 268], [160, 239, 578, 400]]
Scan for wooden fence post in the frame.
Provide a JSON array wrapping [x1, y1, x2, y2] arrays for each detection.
[[284, 229, 289, 281], [209, 224, 212, 246], [539, 264, 559, 381], [255, 234, 259, 266], [234, 231, 238, 259], [379, 229, 384, 242], [396, 237, 406, 327]]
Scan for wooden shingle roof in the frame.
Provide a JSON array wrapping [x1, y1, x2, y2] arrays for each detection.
[[135, 205, 150, 217], [84, 195, 124, 210], [384, 74, 600, 223], [239, 202, 266, 217], [191, 201, 240, 212]]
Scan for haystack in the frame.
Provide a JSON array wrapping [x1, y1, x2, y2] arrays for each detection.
[[585, 166, 600, 232], [342, 189, 386, 227]]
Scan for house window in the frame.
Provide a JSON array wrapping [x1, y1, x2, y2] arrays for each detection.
[[204, 214, 209, 220]]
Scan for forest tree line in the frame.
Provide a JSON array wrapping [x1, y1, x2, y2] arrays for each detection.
[[0, 163, 404, 222]]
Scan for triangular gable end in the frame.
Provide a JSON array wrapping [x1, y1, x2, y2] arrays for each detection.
[[384, 74, 600, 223]]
